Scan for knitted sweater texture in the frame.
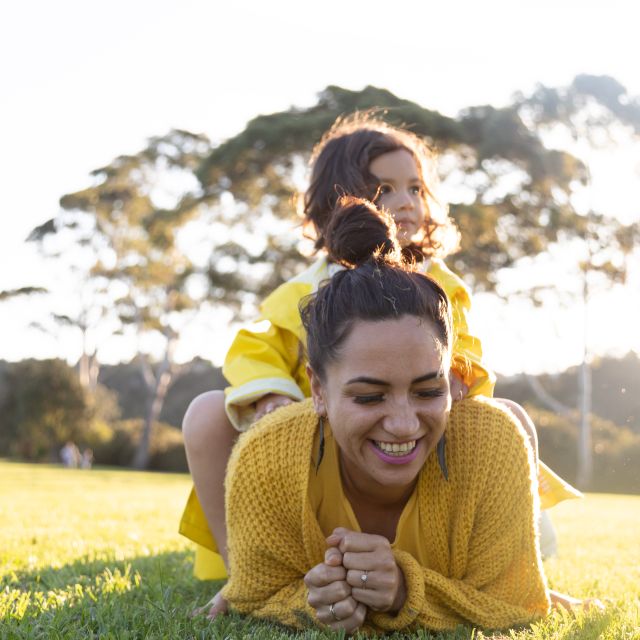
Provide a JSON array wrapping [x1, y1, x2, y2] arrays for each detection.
[[221, 398, 550, 633]]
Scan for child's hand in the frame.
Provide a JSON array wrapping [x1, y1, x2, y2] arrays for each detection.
[[255, 393, 294, 420], [191, 591, 228, 620], [449, 372, 469, 402], [548, 589, 606, 613]]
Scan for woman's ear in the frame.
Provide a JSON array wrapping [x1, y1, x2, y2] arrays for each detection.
[[307, 364, 326, 416]]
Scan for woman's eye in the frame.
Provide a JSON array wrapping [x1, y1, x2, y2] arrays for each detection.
[[415, 389, 444, 399], [353, 394, 384, 405]]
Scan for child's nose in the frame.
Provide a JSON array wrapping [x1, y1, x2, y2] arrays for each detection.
[[396, 190, 415, 210]]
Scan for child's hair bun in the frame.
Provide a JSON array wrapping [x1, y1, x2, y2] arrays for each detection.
[[324, 196, 401, 268]]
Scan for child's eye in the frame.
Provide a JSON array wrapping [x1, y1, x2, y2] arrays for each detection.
[[353, 394, 384, 405], [377, 184, 392, 195], [410, 185, 424, 196]]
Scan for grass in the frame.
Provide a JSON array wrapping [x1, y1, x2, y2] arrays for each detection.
[[1, 460, 639, 639]]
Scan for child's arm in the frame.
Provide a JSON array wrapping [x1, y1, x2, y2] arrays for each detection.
[[223, 320, 306, 430], [222, 258, 329, 429], [255, 393, 295, 419]]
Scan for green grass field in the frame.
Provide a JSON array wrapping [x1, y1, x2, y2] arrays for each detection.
[[1, 461, 638, 639]]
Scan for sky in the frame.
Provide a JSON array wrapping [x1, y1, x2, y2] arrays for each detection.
[[1, 0, 639, 375]]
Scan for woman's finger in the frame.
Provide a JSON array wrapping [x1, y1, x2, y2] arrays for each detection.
[[307, 580, 351, 608], [332, 601, 368, 634], [342, 549, 394, 571], [326, 526, 351, 548], [344, 558, 405, 613], [346, 567, 378, 590], [316, 597, 366, 633], [324, 546, 343, 566], [334, 530, 390, 554], [304, 562, 347, 589]]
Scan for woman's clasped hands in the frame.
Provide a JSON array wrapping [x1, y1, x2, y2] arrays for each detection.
[[304, 527, 407, 633]]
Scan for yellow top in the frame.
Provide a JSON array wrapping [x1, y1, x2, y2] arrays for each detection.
[[223, 255, 494, 430], [309, 421, 429, 565], [221, 398, 550, 633]]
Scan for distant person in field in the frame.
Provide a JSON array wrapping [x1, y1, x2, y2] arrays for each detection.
[[81, 448, 94, 469], [179, 113, 580, 584], [60, 441, 80, 468], [196, 205, 577, 632]]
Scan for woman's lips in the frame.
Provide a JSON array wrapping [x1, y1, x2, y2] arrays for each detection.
[[368, 438, 422, 465]]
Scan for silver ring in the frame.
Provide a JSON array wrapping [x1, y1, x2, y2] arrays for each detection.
[[329, 603, 340, 621], [360, 569, 369, 589]]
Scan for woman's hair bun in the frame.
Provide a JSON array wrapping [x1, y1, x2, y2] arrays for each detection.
[[324, 196, 401, 267]]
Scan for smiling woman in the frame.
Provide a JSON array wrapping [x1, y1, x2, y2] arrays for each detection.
[[215, 199, 550, 634]]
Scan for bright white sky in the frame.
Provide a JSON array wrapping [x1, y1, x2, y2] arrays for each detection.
[[1, 0, 639, 375]]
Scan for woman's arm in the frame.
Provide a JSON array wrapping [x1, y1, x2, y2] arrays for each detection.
[[220, 406, 323, 629]]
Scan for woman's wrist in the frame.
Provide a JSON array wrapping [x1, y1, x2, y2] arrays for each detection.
[[388, 565, 407, 614]]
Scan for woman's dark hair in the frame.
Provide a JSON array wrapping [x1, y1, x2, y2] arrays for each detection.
[[300, 197, 452, 380], [303, 112, 459, 260]]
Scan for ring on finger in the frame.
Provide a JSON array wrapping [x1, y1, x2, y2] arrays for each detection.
[[360, 569, 369, 589], [329, 603, 341, 621]]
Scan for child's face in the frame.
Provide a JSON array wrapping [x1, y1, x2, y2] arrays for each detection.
[[369, 149, 428, 248]]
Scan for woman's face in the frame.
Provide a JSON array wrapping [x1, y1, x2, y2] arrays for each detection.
[[309, 315, 451, 496], [369, 149, 428, 248]]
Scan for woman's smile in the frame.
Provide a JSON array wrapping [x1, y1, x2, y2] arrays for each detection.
[[369, 437, 421, 465]]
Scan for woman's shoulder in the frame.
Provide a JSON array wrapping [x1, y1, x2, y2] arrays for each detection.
[[445, 397, 533, 471]]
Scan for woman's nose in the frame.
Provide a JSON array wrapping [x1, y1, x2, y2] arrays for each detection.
[[382, 401, 420, 439]]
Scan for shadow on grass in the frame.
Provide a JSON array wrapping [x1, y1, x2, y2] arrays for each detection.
[[2, 554, 622, 640], [2, 550, 232, 638]]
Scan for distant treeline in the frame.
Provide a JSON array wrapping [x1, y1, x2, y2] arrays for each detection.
[[101, 352, 640, 433], [0, 354, 638, 492]]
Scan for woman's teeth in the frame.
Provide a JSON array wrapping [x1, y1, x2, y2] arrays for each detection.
[[374, 440, 416, 456]]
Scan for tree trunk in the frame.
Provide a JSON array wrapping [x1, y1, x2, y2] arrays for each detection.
[[576, 358, 593, 489], [132, 338, 175, 470], [523, 373, 572, 415], [576, 273, 593, 489]]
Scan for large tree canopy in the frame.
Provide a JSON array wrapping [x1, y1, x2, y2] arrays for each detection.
[[195, 76, 638, 290]]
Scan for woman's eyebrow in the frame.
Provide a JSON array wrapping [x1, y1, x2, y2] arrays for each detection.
[[374, 175, 421, 183], [412, 371, 442, 383], [345, 371, 440, 386], [345, 376, 389, 386]]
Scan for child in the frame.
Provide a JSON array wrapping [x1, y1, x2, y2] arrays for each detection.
[[180, 112, 580, 583]]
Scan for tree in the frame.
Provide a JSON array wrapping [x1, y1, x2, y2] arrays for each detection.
[[0, 287, 47, 300], [195, 84, 589, 291], [29, 130, 212, 469], [0, 359, 91, 460], [515, 75, 640, 488]]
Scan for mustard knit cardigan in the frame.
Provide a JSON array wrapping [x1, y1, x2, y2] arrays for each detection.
[[221, 398, 550, 634]]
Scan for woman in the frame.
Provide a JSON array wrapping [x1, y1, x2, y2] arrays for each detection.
[[207, 201, 551, 633]]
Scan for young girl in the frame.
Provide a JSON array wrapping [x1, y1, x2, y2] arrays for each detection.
[[180, 112, 580, 585]]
